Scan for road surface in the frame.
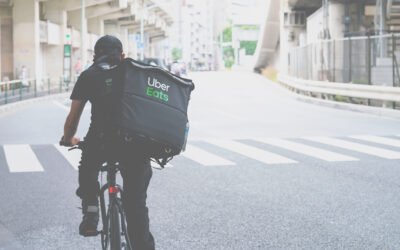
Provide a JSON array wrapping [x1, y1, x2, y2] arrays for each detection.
[[0, 71, 399, 249]]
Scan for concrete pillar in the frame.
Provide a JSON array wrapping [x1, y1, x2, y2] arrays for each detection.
[[13, 0, 41, 83], [0, 7, 14, 80], [68, 10, 88, 71], [45, 10, 68, 79], [104, 21, 120, 37], [120, 28, 129, 55], [88, 17, 104, 36], [280, 1, 306, 75]]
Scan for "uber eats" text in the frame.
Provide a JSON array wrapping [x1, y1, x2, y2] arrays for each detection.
[[146, 77, 169, 102]]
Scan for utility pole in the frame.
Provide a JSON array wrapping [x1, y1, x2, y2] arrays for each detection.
[[380, 0, 387, 57], [220, 28, 224, 69], [81, 0, 87, 72], [322, 0, 330, 39], [140, 9, 144, 61]]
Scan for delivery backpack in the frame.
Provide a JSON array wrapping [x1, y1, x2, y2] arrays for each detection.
[[114, 58, 195, 168]]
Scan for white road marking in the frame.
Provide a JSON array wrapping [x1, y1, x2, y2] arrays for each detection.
[[53, 144, 81, 170], [256, 138, 358, 162], [304, 137, 400, 159], [182, 144, 235, 166], [53, 101, 91, 111], [349, 135, 400, 148], [52, 101, 69, 111], [206, 139, 297, 164], [3, 145, 44, 172]]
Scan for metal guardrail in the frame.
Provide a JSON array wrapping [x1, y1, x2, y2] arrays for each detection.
[[278, 74, 400, 108], [289, 33, 400, 88], [0, 76, 76, 105]]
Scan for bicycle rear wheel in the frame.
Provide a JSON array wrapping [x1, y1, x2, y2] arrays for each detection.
[[102, 199, 131, 250], [110, 203, 121, 250]]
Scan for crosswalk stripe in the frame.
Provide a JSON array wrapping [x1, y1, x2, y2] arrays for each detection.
[[3, 145, 44, 172], [206, 139, 297, 164], [182, 144, 235, 166], [349, 135, 400, 148], [53, 144, 81, 170], [255, 138, 359, 162], [304, 137, 400, 159]]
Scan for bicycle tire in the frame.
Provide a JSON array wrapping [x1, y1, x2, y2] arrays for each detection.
[[110, 203, 121, 250], [116, 199, 132, 250]]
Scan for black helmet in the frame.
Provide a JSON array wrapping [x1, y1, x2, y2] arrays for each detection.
[[94, 35, 123, 66], [94, 35, 123, 55]]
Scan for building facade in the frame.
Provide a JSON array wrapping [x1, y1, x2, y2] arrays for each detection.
[[0, 0, 172, 84]]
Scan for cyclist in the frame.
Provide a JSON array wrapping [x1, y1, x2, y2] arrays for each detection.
[[60, 35, 155, 250]]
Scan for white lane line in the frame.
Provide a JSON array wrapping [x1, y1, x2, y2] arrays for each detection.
[[52, 101, 69, 111], [206, 139, 297, 164], [53, 144, 81, 170], [304, 137, 400, 159], [182, 144, 235, 166], [53, 101, 91, 111], [349, 135, 400, 148], [256, 138, 358, 162], [3, 145, 44, 172]]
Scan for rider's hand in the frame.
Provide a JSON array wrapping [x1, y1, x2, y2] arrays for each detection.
[[71, 137, 80, 146], [60, 136, 80, 147]]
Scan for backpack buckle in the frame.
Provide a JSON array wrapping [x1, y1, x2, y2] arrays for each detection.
[[124, 135, 133, 142]]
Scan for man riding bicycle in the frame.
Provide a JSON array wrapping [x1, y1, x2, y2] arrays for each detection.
[[60, 35, 155, 250]]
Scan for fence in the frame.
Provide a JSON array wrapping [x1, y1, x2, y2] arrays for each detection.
[[0, 76, 77, 105], [289, 33, 400, 87]]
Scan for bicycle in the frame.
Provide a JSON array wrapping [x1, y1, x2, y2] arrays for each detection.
[[70, 141, 132, 250]]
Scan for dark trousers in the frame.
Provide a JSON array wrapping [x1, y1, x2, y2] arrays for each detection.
[[76, 138, 155, 250]]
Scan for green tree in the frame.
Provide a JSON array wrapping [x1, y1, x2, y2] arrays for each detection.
[[223, 46, 235, 68], [172, 48, 182, 61], [240, 41, 258, 55]]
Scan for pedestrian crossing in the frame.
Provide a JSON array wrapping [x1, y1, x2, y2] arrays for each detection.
[[1, 135, 400, 173], [3, 145, 44, 172]]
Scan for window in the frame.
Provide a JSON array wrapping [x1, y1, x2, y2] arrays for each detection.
[[284, 11, 306, 27]]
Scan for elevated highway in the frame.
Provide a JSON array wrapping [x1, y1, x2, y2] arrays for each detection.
[[253, 0, 280, 73]]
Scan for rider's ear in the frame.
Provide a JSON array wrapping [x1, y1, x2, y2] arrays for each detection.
[[121, 53, 126, 59]]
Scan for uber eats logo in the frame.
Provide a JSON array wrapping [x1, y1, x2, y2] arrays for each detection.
[[146, 77, 169, 102], [105, 78, 113, 87]]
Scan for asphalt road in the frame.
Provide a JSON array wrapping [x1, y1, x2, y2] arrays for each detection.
[[0, 71, 400, 250]]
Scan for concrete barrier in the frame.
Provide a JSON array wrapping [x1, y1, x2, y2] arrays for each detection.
[[278, 74, 400, 102]]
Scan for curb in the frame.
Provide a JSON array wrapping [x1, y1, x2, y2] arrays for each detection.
[[275, 80, 400, 120], [0, 92, 70, 114]]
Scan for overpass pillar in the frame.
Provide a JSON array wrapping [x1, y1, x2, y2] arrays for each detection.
[[68, 10, 88, 70], [88, 17, 105, 36], [280, 1, 306, 75], [104, 21, 120, 37], [45, 10, 68, 79], [13, 0, 41, 83], [120, 28, 129, 56]]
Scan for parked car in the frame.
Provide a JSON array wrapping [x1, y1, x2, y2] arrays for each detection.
[[170, 60, 188, 76], [170, 61, 182, 77]]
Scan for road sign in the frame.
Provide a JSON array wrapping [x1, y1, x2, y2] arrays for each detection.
[[137, 42, 144, 49]]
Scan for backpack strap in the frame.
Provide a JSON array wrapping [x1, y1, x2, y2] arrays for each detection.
[[152, 157, 174, 169]]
